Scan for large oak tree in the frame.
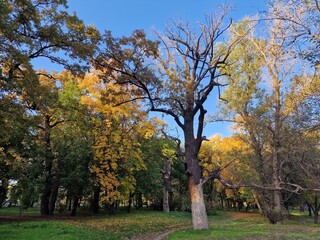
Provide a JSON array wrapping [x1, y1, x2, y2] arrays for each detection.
[[94, 7, 247, 229]]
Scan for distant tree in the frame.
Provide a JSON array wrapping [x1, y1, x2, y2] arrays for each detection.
[[220, 18, 319, 224], [268, 0, 320, 65], [0, 0, 99, 214]]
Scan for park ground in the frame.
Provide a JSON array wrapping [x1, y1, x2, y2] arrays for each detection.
[[1, 208, 320, 239]]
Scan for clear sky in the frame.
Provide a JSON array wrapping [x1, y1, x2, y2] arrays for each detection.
[[65, 0, 267, 138], [68, 0, 266, 36]]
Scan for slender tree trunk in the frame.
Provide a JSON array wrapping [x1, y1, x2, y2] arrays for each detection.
[[163, 186, 170, 212], [314, 194, 319, 224], [219, 192, 224, 209], [92, 186, 100, 213], [163, 157, 171, 212], [107, 202, 115, 215], [67, 197, 72, 211], [307, 202, 312, 216], [136, 192, 143, 209], [70, 197, 79, 216], [127, 191, 134, 213], [40, 115, 54, 216], [269, 81, 285, 224], [0, 178, 8, 208], [272, 145, 283, 224], [253, 191, 263, 214]]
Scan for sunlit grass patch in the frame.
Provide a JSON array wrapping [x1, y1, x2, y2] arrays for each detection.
[[169, 213, 320, 240], [75, 210, 192, 239]]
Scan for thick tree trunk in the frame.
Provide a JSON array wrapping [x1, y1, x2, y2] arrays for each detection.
[[188, 176, 209, 230], [40, 178, 52, 215], [184, 116, 209, 230], [49, 181, 59, 215]]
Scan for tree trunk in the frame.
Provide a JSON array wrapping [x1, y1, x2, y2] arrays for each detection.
[[49, 181, 59, 215], [253, 190, 263, 214], [163, 157, 171, 212], [107, 202, 115, 215], [219, 192, 224, 209], [70, 197, 79, 216], [188, 176, 209, 230], [127, 191, 134, 213], [136, 192, 143, 209], [271, 142, 283, 224], [92, 186, 100, 213], [184, 116, 209, 230], [163, 186, 170, 212], [40, 115, 54, 216], [307, 202, 312, 216], [314, 194, 319, 224], [0, 178, 8, 208], [40, 178, 52, 215]]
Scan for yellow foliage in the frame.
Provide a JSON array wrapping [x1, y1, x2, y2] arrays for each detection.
[[78, 71, 158, 203]]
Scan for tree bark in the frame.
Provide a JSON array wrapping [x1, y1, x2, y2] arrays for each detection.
[[314, 194, 319, 224], [127, 191, 134, 213], [184, 116, 209, 230], [0, 178, 8, 208], [188, 176, 209, 230], [136, 192, 143, 209], [49, 180, 59, 215], [40, 177, 52, 215], [70, 197, 79, 216], [40, 115, 54, 216], [163, 157, 171, 212], [92, 186, 100, 213]]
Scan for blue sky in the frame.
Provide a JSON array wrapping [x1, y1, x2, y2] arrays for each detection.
[[68, 0, 266, 36], [65, 0, 267, 138]]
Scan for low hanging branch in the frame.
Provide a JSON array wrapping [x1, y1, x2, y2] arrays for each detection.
[[201, 168, 320, 194]]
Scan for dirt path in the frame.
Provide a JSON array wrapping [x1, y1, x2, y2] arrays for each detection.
[[132, 212, 257, 240]]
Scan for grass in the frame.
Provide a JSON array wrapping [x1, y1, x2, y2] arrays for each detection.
[[0, 207, 320, 240], [0, 207, 193, 240], [168, 213, 320, 240]]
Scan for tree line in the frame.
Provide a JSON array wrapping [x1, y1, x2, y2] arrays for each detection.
[[0, 0, 319, 230]]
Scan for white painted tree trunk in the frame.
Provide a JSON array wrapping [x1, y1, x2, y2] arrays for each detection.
[[189, 176, 209, 230]]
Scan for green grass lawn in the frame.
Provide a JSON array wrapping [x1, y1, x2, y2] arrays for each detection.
[[169, 213, 320, 240], [0, 207, 319, 240], [0, 207, 193, 240]]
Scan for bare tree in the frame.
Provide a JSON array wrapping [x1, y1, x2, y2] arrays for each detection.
[[94, 6, 248, 229]]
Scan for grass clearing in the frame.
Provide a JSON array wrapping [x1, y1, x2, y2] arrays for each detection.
[[1, 208, 320, 239], [168, 212, 320, 240], [0, 208, 194, 239]]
